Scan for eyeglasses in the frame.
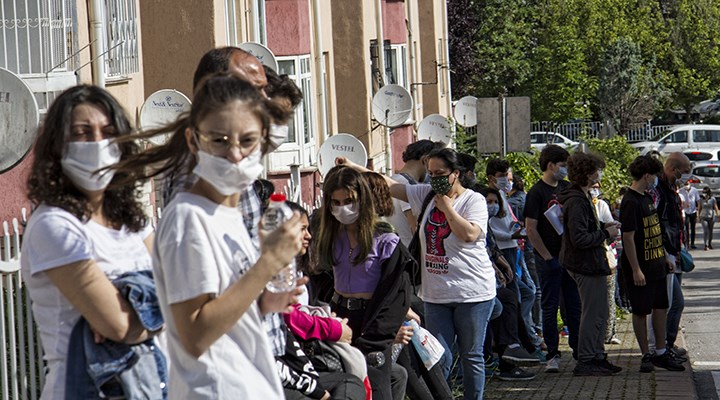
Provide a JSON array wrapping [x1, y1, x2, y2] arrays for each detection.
[[194, 129, 261, 156]]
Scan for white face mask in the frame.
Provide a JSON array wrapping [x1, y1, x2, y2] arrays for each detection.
[[331, 203, 359, 225], [61, 139, 121, 191], [590, 188, 600, 199], [192, 149, 264, 196], [267, 124, 289, 152]]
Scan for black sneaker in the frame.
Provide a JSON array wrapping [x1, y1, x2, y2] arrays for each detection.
[[652, 351, 686, 371], [502, 346, 541, 366], [594, 356, 622, 374], [668, 347, 688, 363], [497, 366, 536, 381], [573, 360, 612, 377], [640, 353, 654, 373]]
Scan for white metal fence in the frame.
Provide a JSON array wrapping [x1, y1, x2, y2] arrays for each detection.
[[1, 210, 44, 400], [531, 121, 678, 143]]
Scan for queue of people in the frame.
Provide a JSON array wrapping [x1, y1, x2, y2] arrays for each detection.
[[19, 45, 694, 400]]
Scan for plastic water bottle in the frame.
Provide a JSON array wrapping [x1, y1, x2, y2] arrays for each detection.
[[366, 351, 386, 368], [391, 343, 404, 363], [263, 193, 297, 293]]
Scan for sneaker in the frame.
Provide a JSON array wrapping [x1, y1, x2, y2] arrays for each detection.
[[502, 346, 540, 366], [652, 351, 686, 371], [669, 346, 688, 357], [545, 355, 561, 373], [709, 244, 714, 250], [594, 356, 622, 374], [668, 347, 688, 363], [606, 336, 622, 345], [640, 353, 654, 373], [533, 349, 547, 364], [497, 366, 536, 381], [573, 360, 612, 377]]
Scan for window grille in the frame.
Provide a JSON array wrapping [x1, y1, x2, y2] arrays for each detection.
[[103, 0, 139, 78]]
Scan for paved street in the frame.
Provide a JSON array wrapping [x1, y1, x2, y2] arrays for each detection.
[[481, 226, 720, 400]]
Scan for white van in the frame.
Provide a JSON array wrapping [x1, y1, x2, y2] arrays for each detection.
[[632, 125, 720, 161]]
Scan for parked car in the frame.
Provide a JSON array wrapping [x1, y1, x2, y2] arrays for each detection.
[[631, 124, 720, 160], [688, 161, 720, 200], [530, 132, 578, 151]]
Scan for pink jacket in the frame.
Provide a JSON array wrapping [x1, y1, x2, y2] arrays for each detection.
[[283, 304, 342, 342]]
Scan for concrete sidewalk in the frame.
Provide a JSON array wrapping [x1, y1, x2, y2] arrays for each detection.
[[483, 313, 697, 399]]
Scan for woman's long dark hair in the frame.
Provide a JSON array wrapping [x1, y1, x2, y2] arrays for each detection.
[[27, 85, 146, 231], [316, 166, 377, 269], [111, 74, 290, 187]]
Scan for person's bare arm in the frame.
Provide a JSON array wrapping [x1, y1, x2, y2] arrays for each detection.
[[404, 210, 417, 235], [46, 260, 153, 344], [622, 231, 646, 286], [435, 194, 481, 242], [525, 217, 551, 260], [170, 214, 303, 358], [336, 157, 409, 202]]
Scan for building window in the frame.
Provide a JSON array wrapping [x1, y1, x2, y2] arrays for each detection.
[[0, 0, 78, 112], [370, 40, 408, 93], [104, 0, 139, 78], [277, 55, 314, 148], [386, 44, 408, 89], [0, 0, 76, 75]]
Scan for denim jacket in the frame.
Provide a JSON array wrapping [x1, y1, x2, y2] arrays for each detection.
[[65, 270, 167, 399]]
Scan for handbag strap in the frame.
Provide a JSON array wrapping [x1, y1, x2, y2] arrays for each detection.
[[416, 190, 436, 230]]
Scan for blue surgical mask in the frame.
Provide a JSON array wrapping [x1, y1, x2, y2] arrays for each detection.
[[487, 203, 500, 218], [554, 166, 568, 181], [647, 175, 658, 190]]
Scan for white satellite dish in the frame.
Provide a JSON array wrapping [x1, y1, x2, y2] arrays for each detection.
[[454, 95, 478, 127], [317, 133, 368, 177], [139, 89, 191, 145], [238, 42, 279, 72], [0, 68, 39, 173], [417, 114, 451, 145], [371, 84, 413, 128]]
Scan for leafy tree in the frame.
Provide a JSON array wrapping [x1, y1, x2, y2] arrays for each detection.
[[665, 0, 720, 114], [596, 38, 669, 133], [447, 0, 483, 98], [448, 0, 533, 98], [521, 0, 592, 122]]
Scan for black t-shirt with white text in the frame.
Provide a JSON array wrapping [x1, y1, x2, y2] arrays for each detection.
[[525, 179, 569, 258], [620, 189, 667, 281]]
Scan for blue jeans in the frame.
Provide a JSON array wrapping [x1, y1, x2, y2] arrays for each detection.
[[535, 256, 581, 359], [425, 300, 494, 400], [666, 273, 684, 348]]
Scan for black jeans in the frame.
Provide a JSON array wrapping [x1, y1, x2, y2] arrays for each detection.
[[685, 212, 697, 247]]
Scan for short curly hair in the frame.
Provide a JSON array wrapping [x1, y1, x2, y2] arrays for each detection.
[[628, 155, 663, 180], [567, 152, 606, 187]]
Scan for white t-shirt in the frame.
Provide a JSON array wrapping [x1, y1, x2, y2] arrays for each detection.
[[594, 198, 614, 224], [406, 185, 496, 303], [20, 205, 153, 400], [388, 173, 415, 246], [679, 186, 700, 214], [154, 192, 282, 399]]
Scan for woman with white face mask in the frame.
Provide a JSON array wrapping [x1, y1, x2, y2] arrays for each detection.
[[112, 75, 305, 399], [21, 85, 164, 399], [315, 166, 412, 400]]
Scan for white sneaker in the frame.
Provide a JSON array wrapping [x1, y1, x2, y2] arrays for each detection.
[[545, 355, 560, 373]]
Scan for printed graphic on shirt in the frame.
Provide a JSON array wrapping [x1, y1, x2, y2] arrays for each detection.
[[642, 203, 665, 262], [424, 207, 451, 275]]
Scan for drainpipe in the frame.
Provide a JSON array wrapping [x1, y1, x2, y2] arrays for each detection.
[[88, 0, 105, 87], [440, 0, 454, 143], [406, 0, 419, 127], [312, 0, 328, 142], [375, 0, 392, 175]]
